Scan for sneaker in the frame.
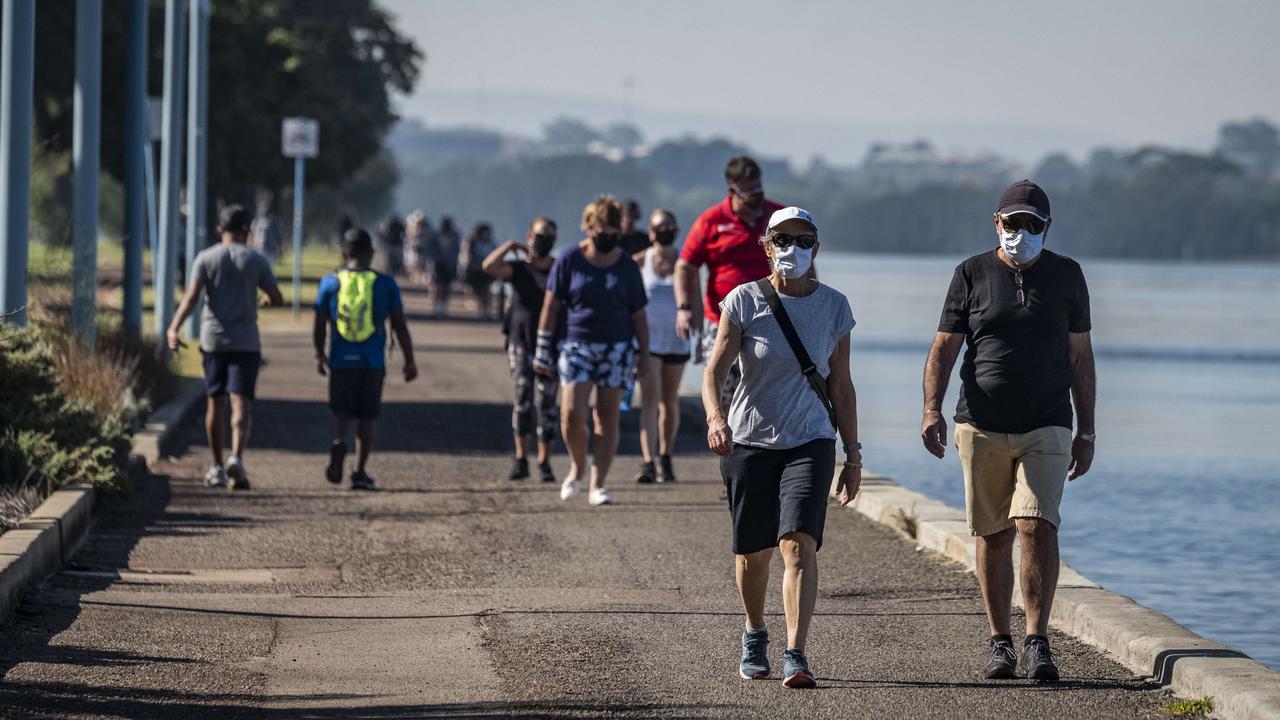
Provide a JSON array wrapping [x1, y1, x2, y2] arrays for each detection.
[[658, 454, 677, 483], [509, 457, 530, 481], [559, 477, 580, 501], [225, 456, 251, 491], [350, 470, 377, 491], [781, 649, 816, 688], [326, 441, 346, 484], [739, 627, 770, 679], [982, 636, 1018, 679], [588, 487, 613, 506], [1020, 636, 1059, 681], [634, 461, 656, 484], [204, 465, 227, 488], [538, 461, 555, 483]]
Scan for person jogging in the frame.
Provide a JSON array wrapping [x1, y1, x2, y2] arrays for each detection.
[[704, 207, 860, 689], [314, 228, 418, 491], [633, 208, 689, 484], [168, 205, 284, 491], [484, 217, 563, 483], [534, 195, 649, 506]]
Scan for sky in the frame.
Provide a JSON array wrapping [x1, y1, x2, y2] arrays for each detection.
[[380, 0, 1280, 167]]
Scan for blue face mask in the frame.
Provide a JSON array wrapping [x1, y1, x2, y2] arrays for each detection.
[[998, 226, 1044, 263]]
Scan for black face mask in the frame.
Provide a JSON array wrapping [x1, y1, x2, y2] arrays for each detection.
[[653, 230, 676, 246], [592, 232, 620, 253], [531, 234, 556, 257]]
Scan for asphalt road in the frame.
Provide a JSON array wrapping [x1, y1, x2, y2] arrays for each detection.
[[0, 286, 1171, 719]]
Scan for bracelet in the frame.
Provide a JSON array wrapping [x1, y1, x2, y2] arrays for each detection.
[[843, 461, 863, 469]]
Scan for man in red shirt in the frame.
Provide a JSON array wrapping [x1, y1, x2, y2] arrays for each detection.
[[675, 156, 783, 406]]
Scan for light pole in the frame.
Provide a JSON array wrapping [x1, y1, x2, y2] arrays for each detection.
[[0, 0, 35, 326], [71, 0, 103, 347], [184, 0, 209, 339], [122, 0, 148, 339], [156, 0, 187, 352]]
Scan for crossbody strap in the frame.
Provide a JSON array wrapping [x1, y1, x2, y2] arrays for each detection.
[[754, 279, 837, 429]]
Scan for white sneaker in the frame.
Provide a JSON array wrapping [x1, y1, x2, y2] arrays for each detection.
[[203, 465, 227, 488], [588, 488, 614, 506], [224, 455, 251, 491], [559, 477, 580, 501]]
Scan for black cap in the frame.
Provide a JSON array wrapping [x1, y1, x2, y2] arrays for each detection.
[[997, 180, 1050, 220], [342, 228, 373, 255], [218, 204, 252, 233]]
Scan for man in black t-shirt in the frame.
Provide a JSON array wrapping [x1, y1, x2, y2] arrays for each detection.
[[920, 180, 1097, 683], [619, 199, 650, 256]]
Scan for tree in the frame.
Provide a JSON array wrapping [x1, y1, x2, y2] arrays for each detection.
[[1216, 118, 1280, 179]]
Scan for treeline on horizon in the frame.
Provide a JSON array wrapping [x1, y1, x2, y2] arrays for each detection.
[[390, 117, 1280, 262]]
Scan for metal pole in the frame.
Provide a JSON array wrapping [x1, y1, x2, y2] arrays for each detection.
[[72, 0, 103, 347], [0, 0, 35, 326], [291, 156, 304, 316], [156, 0, 186, 351], [144, 142, 158, 267], [122, 0, 147, 339], [184, 0, 208, 339]]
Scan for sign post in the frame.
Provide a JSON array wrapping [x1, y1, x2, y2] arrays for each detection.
[[282, 117, 318, 317]]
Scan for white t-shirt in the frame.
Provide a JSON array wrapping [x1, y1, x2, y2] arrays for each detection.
[[720, 281, 855, 449]]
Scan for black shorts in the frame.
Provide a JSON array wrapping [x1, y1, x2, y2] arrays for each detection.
[[651, 352, 691, 365], [328, 368, 386, 419], [202, 351, 261, 399], [721, 438, 836, 555]]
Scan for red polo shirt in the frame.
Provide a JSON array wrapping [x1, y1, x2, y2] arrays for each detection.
[[679, 196, 783, 324]]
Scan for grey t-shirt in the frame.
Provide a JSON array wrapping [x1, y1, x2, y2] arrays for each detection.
[[192, 243, 278, 353], [720, 281, 856, 449]]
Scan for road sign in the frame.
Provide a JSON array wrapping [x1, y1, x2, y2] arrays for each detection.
[[281, 117, 319, 159]]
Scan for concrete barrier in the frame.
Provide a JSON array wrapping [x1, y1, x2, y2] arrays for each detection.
[[841, 471, 1280, 720]]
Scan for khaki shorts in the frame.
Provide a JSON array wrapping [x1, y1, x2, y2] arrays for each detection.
[[955, 423, 1072, 537]]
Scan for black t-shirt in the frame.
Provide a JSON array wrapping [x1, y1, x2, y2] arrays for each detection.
[[505, 260, 559, 350], [938, 249, 1091, 434], [620, 231, 650, 256]]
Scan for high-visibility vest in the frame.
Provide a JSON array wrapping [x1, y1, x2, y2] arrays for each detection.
[[336, 269, 376, 343]]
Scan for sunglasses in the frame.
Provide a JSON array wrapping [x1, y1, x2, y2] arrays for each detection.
[[1013, 269, 1026, 306], [730, 184, 764, 201], [999, 213, 1047, 235], [768, 232, 817, 250], [532, 233, 556, 243]]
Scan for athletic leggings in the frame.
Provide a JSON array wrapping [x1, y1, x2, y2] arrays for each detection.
[[508, 344, 559, 443]]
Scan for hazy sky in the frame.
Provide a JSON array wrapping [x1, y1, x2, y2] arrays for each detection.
[[380, 0, 1280, 167]]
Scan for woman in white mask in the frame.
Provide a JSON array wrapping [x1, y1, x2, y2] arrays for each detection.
[[703, 206, 862, 689]]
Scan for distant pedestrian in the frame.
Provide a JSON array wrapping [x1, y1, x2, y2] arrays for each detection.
[[377, 215, 406, 277], [534, 195, 649, 506], [619, 198, 649, 255], [430, 216, 461, 317], [250, 194, 282, 266], [405, 210, 433, 286], [676, 156, 784, 408], [313, 228, 418, 491], [167, 205, 285, 491], [633, 208, 688, 484], [704, 207, 860, 689], [920, 180, 1095, 682], [460, 222, 497, 320], [484, 217, 563, 482]]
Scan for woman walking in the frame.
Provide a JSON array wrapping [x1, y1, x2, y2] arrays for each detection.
[[534, 196, 649, 506], [703, 207, 861, 688], [483, 217, 562, 483], [429, 217, 461, 318], [460, 223, 497, 320], [633, 209, 689, 484]]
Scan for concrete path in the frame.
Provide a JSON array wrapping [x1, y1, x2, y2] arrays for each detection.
[[0, 286, 1172, 718]]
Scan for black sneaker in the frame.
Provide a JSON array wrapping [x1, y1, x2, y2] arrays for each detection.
[[1019, 636, 1059, 681], [657, 454, 677, 483], [350, 470, 377, 491], [538, 461, 555, 483], [326, 441, 346, 484], [509, 457, 529, 480], [634, 461, 656, 484], [982, 636, 1018, 679]]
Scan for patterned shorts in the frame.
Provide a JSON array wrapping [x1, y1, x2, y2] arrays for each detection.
[[557, 340, 636, 389]]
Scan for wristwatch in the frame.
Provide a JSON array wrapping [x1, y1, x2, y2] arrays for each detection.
[[677, 303, 692, 311], [843, 442, 862, 455], [1077, 433, 1096, 444]]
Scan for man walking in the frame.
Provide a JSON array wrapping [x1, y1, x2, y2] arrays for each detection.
[[674, 156, 783, 405], [920, 180, 1096, 681], [168, 205, 284, 491], [314, 228, 418, 490]]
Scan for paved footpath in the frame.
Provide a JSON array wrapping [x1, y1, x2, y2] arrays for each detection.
[[0, 287, 1172, 719]]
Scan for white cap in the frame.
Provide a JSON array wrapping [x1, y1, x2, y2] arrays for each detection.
[[767, 206, 817, 232]]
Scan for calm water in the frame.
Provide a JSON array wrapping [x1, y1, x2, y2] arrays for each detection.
[[690, 252, 1280, 669]]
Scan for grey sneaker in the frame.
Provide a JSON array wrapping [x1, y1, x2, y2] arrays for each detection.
[[739, 627, 770, 680], [982, 636, 1018, 679], [1020, 636, 1059, 681], [634, 461, 656, 484], [781, 648, 816, 688], [203, 465, 227, 488]]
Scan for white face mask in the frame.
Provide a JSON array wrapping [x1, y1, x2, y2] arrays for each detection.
[[998, 226, 1045, 263], [772, 244, 812, 279]]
